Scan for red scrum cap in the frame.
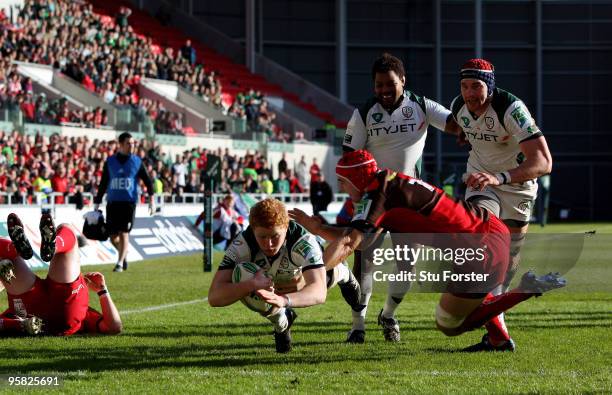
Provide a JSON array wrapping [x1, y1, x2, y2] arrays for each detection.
[[336, 150, 379, 191]]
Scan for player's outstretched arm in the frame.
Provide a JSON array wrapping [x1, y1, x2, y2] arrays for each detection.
[[84, 272, 122, 335], [208, 269, 272, 307], [288, 208, 347, 241], [322, 228, 365, 270], [257, 267, 327, 308]]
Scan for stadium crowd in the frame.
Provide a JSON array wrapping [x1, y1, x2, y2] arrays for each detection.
[[0, 0, 288, 139], [0, 60, 109, 128], [0, 130, 323, 205]]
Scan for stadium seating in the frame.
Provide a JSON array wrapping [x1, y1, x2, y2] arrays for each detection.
[[88, 0, 346, 129]]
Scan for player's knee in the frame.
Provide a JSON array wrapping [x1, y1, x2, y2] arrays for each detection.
[[435, 304, 466, 337], [509, 232, 526, 257]]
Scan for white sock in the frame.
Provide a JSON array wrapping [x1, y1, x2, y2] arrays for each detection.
[[267, 308, 288, 333], [351, 296, 370, 331], [382, 265, 412, 319], [335, 263, 351, 285], [382, 296, 401, 319], [352, 269, 373, 331]]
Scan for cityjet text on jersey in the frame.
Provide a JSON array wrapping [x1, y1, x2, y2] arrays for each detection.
[[368, 123, 417, 137], [464, 130, 499, 142]]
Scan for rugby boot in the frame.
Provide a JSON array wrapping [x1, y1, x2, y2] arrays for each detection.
[[274, 308, 297, 353], [39, 212, 56, 262], [377, 309, 401, 342], [518, 271, 567, 296], [346, 329, 366, 344], [0, 259, 16, 284], [462, 334, 516, 352], [7, 213, 33, 260]]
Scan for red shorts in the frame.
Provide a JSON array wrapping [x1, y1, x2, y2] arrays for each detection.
[[429, 195, 511, 296], [5, 274, 90, 335]]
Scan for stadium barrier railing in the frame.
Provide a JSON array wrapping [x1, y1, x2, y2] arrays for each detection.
[[0, 192, 348, 208]]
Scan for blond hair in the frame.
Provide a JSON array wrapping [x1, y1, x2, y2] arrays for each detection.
[[249, 198, 289, 229]]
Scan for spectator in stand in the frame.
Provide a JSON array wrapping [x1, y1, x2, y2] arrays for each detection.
[[115, 6, 132, 28], [32, 166, 52, 203], [150, 169, 164, 195], [244, 173, 259, 193], [309, 157, 321, 183], [51, 165, 69, 204], [184, 172, 198, 194], [257, 158, 273, 181], [287, 169, 304, 193], [180, 39, 197, 66], [260, 174, 273, 194], [278, 153, 288, 178], [20, 92, 35, 121], [172, 154, 187, 188], [228, 172, 244, 192], [310, 174, 333, 215], [295, 156, 309, 192]]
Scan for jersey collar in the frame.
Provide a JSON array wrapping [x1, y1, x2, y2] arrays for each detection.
[[380, 94, 405, 115]]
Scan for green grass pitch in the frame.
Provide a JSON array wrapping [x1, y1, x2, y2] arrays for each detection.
[[0, 223, 611, 394]]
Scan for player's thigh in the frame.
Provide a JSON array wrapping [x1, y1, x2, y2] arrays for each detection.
[[435, 292, 484, 335], [47, 226, 81, 284], [466, 189, 502, 217], [3, 256, 37, 295], [106, 201, 136, 234], [495, 183, 538, 223], [439, 292, 484, 317], [7, 276, 49, 318]]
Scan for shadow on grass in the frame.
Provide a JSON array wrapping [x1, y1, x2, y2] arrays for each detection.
[[510, 310, 612, 317], [123, 319, 438, 339], [0, 341, 394, 373]]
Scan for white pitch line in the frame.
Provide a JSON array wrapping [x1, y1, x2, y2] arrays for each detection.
[[120, 297, 208, 315]]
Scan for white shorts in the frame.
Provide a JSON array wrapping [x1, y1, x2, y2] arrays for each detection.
[[465, 180, 538, 222]]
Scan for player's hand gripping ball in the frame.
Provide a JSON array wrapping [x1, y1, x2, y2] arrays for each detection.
[[232, 262, 279, 316]]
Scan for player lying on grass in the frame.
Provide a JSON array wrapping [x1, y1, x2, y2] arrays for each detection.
[[208, 198, 361, 353], [293, 150, 565, 345], [0, 213, 122, 336]]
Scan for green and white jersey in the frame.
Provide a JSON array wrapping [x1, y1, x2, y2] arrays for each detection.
[[343, 90, 450, 176], [451, 88, 543, 177], [219, 220, 324, 283]]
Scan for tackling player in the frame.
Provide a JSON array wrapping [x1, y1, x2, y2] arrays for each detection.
[[0, 213, 122, 336], [207, 198, 361, 353], [341, 53, 461, 343], [297, 150, 564, 346], [448, 58, 553, 351]]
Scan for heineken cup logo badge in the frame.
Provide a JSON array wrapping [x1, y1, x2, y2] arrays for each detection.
[[372, 113, 383, 123]]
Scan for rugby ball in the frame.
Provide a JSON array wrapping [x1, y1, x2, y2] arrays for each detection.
[[232, 262, 280, 316]]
